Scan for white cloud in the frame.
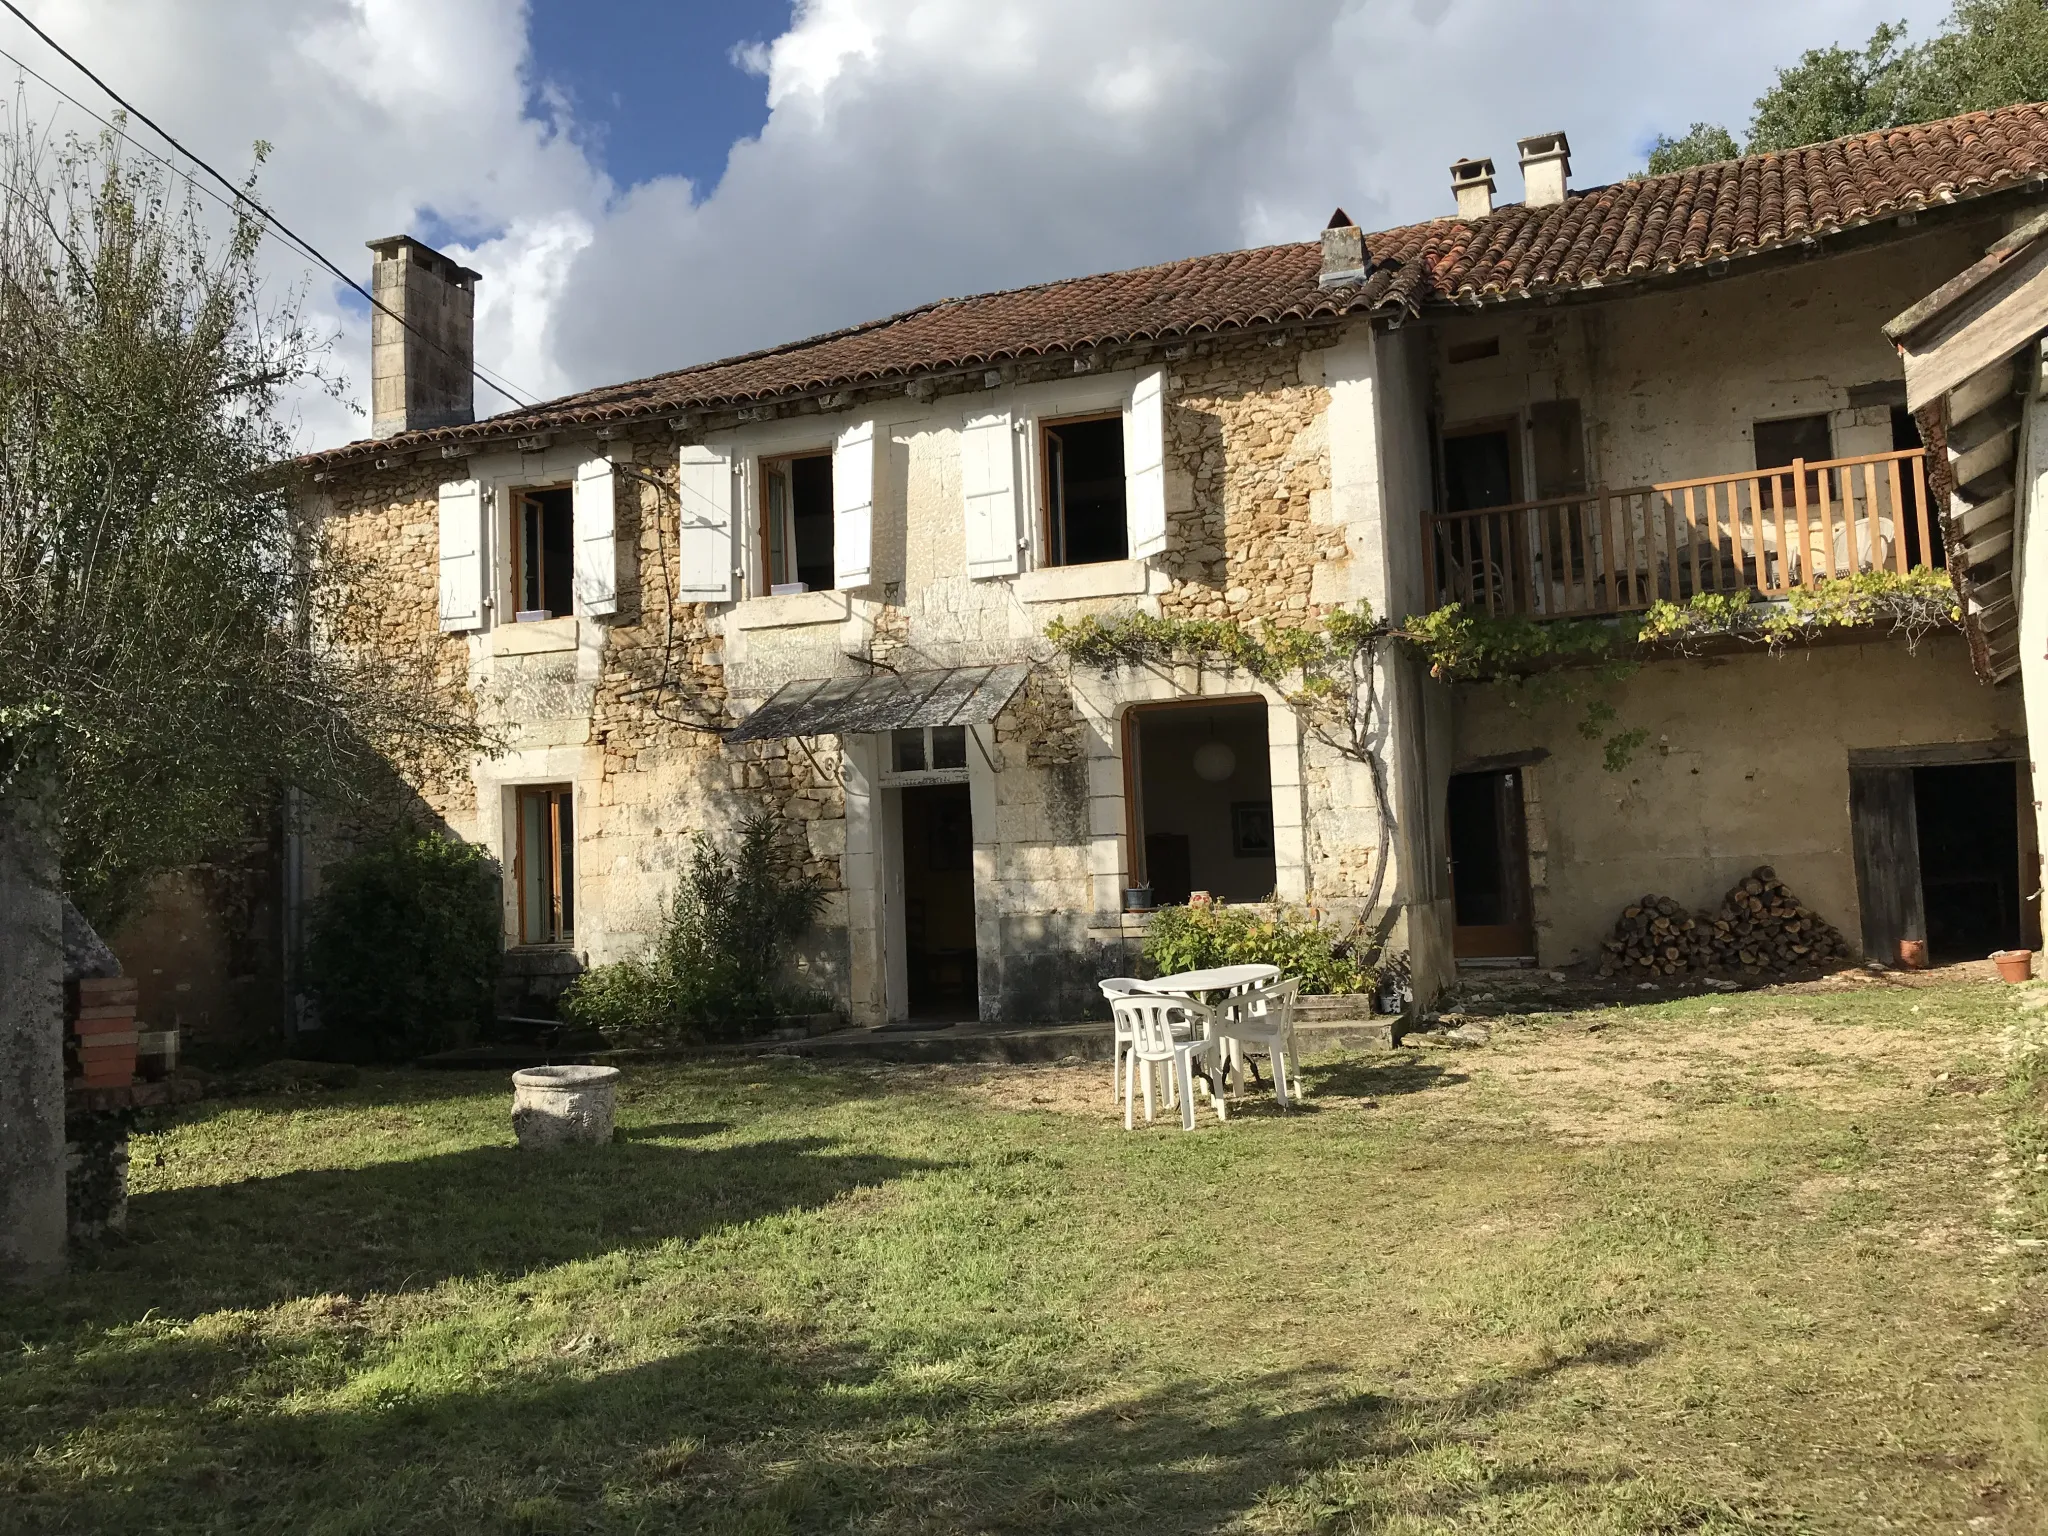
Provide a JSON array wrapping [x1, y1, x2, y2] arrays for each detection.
[[5, 0, 1958, 449]]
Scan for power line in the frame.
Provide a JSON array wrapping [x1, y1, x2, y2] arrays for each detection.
[[0, 0, 535, 411]]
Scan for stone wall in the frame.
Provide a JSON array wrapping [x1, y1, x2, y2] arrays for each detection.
[[1451, 634, 2027, 966], [1160, 342, 1338, 624], [305, 326, 1386, 1022]]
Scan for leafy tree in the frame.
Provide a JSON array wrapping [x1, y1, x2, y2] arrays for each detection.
[[0, 122, 486, 1279], [1643, 2, 2048, 174], [1746, 21, 1921, 151], [1907, 0, 2048, 119], [1645, 123, 1740, 175]]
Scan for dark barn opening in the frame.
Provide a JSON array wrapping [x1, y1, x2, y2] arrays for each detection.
[[1914, 761, 2022, 963]]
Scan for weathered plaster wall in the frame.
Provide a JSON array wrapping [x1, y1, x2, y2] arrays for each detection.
[[1451, 635, 2025, 965], [1432, 217, 1999, 491]]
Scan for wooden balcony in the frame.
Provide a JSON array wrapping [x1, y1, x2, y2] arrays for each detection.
[[1423, 447, 1941, 619]]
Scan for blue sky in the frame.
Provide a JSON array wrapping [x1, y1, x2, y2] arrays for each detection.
[[527, 0, 791, 197]]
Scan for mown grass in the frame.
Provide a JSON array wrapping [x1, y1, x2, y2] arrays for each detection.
[[4, 979, 2046, 1533]]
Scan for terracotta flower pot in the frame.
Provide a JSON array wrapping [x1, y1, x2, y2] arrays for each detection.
[[1992, 949, 2034, 984]]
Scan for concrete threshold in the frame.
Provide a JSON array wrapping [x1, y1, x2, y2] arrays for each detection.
[[417, 1017, 1396, 1071]]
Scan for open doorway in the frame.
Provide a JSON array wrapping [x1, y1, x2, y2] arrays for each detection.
[[1850, 751, 2031, 966], [899, 782, 976, 1018], [1447, 768, 1534, 960], [1127, 700, 1276, 905], [1915, 762, 2022, 962]]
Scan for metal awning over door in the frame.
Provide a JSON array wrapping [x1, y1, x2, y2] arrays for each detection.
[[723, 663, 1032, 743]]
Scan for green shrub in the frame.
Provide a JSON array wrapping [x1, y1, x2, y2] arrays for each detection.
[[1142, 902, 1369, 996], [304, 832, 502, 1060], [560, 812, 828, 1045]]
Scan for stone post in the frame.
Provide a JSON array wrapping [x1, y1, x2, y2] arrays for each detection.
[[0, 788, 66, 1282]]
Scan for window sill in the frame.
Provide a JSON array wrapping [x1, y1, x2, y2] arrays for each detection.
[[1014, 558, 1151, 604], [732, 589, 852, 630], [491, 615, 579, 656]]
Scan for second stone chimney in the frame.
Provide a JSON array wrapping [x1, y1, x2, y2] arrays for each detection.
[[1516, 131, 1571, 209], [367, 235, 480, 438], [1450, 157, 1496, 220]]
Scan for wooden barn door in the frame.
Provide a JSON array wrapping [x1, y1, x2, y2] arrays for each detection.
[[1849, 765, 1926, 967]]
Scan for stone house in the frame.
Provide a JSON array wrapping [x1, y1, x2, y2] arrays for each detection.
[[294, 104, 2048, 1024]]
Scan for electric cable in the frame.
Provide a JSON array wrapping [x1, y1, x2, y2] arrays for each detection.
[[0, 0, 536, 410]]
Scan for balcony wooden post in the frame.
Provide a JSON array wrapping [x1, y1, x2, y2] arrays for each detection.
[[1421, 507, 1438, 610]]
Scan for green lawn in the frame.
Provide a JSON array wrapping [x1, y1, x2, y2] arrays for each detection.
[[5, 978, 2047, 1534]]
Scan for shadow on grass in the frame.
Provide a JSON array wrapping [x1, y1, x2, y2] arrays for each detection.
[[620, 1120, 731, 1141], [1301, 1056, 1469, 1100], [3, 1330, 1667, 1534], [48, 1135, 938, 1327]]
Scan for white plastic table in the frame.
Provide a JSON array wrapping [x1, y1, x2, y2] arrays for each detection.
[[1132, 964, 1280, 996], [1132, 964, 1281, 1093]]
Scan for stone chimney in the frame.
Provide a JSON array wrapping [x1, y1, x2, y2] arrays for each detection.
[[1450, 157, 1496, 220], [1516, 132, 1571, 209], [366, 235, 480, 438], [1319, 208, 1366, 287]]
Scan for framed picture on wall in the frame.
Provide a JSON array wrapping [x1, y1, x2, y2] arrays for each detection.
[[1231, 800, 1274, 858]]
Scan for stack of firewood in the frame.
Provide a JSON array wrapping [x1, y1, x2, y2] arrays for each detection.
[[1598, 866, 1850, 980]]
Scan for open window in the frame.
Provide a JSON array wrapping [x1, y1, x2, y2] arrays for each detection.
[[512, 487, 574, 620], [1041, 414, 1128, 567], [760, 451, 834, 594], [515, 784, 575, 947], [1753, 413, 1833, 509], [1441, 420, 1522, 512], [1127, 700, 1276, 905]]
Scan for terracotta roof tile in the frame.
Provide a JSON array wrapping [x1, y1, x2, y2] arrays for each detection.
[[305, 102, 2048, 469]]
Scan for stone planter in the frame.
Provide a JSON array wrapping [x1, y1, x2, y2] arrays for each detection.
[[510, 1064, 621, 1148]]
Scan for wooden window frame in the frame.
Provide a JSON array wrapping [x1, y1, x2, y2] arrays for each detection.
[[756, 448, 832, 595], [509, 483, 573, 619], [514, 783, 576, 947], [881, 725, 972, 787], [1038, 410, 1125, 570]]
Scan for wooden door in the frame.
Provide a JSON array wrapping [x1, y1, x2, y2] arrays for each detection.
[[1449, 769, 1536, 960], [1849, 765, 1925, 966]]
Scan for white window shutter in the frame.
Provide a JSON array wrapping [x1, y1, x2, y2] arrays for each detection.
[[437, 478, 485, 632], [676, 443, 736, 601], [1124, 366, 1168, 558], [833, 417, 876, 588], [961, 409, 1021, 579], [572, 457, 618, 617]]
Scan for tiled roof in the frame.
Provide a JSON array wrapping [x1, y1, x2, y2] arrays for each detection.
[[304, 102, 2048, 469]]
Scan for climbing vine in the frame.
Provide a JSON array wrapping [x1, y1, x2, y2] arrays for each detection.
[[1046, 568, 1964, 777], [1043, 568, 1962, 968]]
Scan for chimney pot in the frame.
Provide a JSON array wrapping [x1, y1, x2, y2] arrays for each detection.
[[1450, 157, 1496, 221], [366, 235, 480, 438], [1516, 131, 1571, 209], [1318, 208, 1367, 288]]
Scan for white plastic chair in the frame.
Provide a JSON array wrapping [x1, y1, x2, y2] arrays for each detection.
[[1112, 994, 1221, 1131], [1100, 977, 1149, 1102], [1211, 979, 1300, 1109]]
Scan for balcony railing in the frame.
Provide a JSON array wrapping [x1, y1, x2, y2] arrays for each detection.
[[1423, 447, 1939, 619]]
